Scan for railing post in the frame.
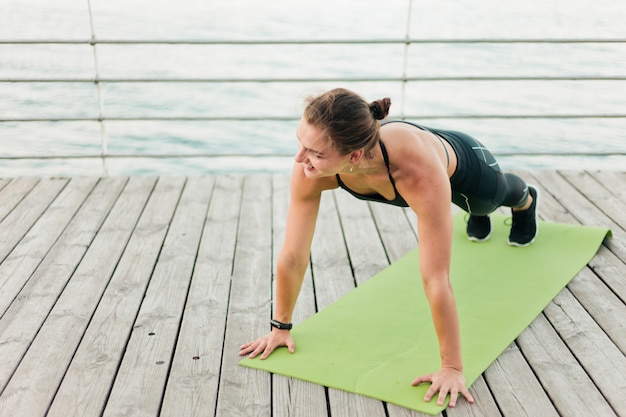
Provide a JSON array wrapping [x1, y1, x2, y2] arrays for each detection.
[[400, 0, 414, 120], [86, 0, 108, 176]]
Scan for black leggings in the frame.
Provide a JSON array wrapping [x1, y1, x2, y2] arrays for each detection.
[[432, 128, 529, 216]]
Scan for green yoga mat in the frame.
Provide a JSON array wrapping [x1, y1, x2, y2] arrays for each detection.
[[240, 213, 611, 414]]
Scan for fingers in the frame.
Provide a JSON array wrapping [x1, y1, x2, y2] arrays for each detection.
[[249, 339, 274, 359], [238, 342, 256, 357], [439, 387, 474, 407], [243, 344, 262, 359], [411, 374, 432, 386], [238, 339, 268, 359], [424, 384, 437, 403], [239, 332, 296, 360], [260, 343, 275, 360], [426, 383, 455, 407], [443, 388, 458, 407], [460, 386, 475, 404], [412, 370, 474, 408]]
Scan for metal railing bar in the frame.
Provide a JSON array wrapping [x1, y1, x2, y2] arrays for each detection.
[[2, 114, 625, 123], [2, 38, 626, 45], [2, 151, 625, 160], [3, 76, 626, 83]]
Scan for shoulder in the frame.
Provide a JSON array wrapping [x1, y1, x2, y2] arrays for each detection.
[[380, 122, 438, 172], [381, 123, 451, 204], [381, 120, 426, 136]]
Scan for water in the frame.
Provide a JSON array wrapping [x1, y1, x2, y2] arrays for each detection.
[[1, 0, 625, 176]]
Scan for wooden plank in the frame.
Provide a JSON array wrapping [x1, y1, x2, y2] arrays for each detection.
[[0, 176, 156, 417], [309, 190, 387, 417], [545, 288, 626, 413], [483, 344, 559, 417], [588, 171, 626, 205], [0, 177, 39, 222], [560, 168, 626, 309], [368, 202, 416, 262], [530, 170, 625, 258], [102, 177, 214, 417], [566, 267, 626, 354], [561, 170, 626, 232], [46, 177, 185, 417], [0, 177, 128, 391], [587, 245, 626, 304], [310, 191, 359, 304], [159, 176, 243, 417], [271, 174, 328, 417], [0, 177, 98, 316], [0, 178, 67, 263], [216, 175, 273, 417], [334, 190, 390, 283], [516, 314, 617, 417], [446, 376, 502, 417]]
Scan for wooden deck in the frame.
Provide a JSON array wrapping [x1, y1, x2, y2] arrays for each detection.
[[0, 171, 624, 417]]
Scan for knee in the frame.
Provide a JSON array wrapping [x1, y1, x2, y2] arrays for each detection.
[[503, 173, 529, 208]]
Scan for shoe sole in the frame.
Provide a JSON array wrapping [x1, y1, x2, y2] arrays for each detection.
[[508, 185, 539, 247], [468, 231, 492, 242], [508, 236, 536, 247]]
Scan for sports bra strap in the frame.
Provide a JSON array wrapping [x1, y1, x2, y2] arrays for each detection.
[[334, 140, 409, 207], [378, 140, 399, 190]]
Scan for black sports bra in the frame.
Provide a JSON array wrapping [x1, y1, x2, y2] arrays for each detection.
[[335, 140, 409, 207]]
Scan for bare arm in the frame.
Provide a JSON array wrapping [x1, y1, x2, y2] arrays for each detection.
[[398, 156, 461, 364], [273, 167, 327, 324], [394, 139, 473, 407], [239, 164, 335, 359]]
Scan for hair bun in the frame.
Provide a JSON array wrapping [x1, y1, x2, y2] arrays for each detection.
[[369, 98, 392, 120]]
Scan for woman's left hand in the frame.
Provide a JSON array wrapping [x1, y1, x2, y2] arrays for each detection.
[[412, 367, 474, 407]]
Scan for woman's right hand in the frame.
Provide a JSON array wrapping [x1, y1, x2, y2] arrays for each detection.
[[239, 329, 296, 360]]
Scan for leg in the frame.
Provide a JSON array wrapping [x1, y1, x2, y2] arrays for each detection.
[[500, 173, 530, 209], [499, 173, 539, 246], [445, 133, 506, 242], [508, 184, 539, 246], [436, 129, 538, 244]]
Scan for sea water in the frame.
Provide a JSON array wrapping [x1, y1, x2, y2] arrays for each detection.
[[0, 0, 625, 176]]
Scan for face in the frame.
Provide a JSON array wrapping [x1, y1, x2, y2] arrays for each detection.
[[295, 118, 351, 178]]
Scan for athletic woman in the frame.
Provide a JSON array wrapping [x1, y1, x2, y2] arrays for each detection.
[[239, 88, 538, 408]]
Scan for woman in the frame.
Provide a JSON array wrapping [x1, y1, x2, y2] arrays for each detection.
[[239, 88, 538, 408]]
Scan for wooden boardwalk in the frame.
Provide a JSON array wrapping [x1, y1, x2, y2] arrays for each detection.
[[0, 171, 624, 417]]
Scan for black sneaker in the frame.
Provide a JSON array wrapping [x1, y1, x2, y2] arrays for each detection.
[[508, 186, 539, 247], [467, 215, 492, 242]]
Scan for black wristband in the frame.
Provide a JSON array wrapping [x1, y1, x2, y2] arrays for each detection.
[[270, 319, 293, 330]]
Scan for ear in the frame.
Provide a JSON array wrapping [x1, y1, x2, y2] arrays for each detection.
[[348, 149, 365, 164]]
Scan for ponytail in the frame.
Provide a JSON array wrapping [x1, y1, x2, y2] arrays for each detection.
[[369, 98, 392, 120]]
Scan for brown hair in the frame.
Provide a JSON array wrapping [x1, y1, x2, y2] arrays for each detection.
[[303, 88, 391, 156]]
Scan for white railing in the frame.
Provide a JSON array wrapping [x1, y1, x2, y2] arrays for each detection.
[[1, 0, 625, 175]]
